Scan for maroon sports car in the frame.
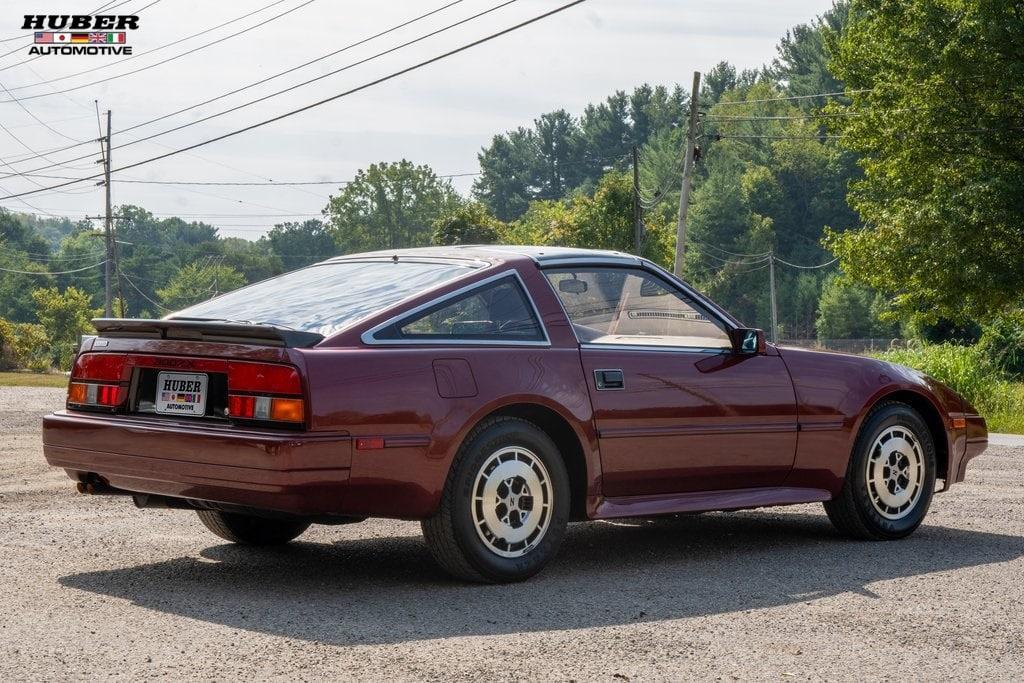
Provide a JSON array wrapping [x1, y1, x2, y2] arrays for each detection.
[[43, 246, 988, 582]]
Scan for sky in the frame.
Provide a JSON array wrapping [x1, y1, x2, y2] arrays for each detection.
[[1, 0, 835, 239]]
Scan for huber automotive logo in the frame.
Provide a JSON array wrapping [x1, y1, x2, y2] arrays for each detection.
[[23, 14, 138, 55]]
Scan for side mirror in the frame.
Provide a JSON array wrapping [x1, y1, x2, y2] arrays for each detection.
[[728, 328, 766, 355]]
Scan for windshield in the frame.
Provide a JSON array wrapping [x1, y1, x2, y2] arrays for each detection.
[[168, 260, 480, 337]]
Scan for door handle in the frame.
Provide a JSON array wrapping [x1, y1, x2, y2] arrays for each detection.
[[594, 369, 625, 390]]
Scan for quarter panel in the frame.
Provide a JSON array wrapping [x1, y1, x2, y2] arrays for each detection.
[[299, 346, 595, 518]]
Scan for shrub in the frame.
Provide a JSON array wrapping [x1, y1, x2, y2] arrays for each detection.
[[8, 322, 52, 373], [979, 311, 1024, 378], [31, 286, 98, 371], [0, 318, 16, 369]]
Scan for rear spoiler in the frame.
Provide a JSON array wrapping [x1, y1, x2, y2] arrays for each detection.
[[92, 318, 324, 348]]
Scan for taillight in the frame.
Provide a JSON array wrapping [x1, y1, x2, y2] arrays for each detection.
[[226, 362, 304, 424], [68, 353, 127, 410]]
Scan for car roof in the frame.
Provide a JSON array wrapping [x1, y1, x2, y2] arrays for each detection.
[[324, 245, 643, 267]]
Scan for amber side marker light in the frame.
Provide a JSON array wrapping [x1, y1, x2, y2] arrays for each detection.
[[952, 417, 967, 429]]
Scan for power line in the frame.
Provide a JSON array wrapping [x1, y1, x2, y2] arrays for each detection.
[[706, 89, 871, 107], [0, 0, 589, 201], [95, 0, 522, 152], [60, 0, 470, 136], [728, 262, 771, 275], [701, 251, 771, 266], [0, 258, 107, 275], [693, 241, 771, 258], [713, 134, 842, 140], [0, 77, 83, 143], [713, 126, 1024, 141], [21, 171, 481, 185], [121, 271, 171, 312], [0, 0, 510, 180], [773, 255, 839, 269]]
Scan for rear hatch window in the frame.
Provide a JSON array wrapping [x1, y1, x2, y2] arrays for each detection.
[[168, 260, 480, 337]]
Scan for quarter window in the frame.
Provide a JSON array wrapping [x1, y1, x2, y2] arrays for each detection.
[[545, 268, 730, 348], [373, 275, 545, 342]]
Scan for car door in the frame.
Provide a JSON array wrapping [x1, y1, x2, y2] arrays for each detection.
[[543, 266, 799, 497]]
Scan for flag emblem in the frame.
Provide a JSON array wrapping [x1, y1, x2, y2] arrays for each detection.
[[34, 32, 126, 44]]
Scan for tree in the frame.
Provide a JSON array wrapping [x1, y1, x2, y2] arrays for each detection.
[[113, 206, 224, 316], [533, 110, 585, 200], [579, 91, 633, 175], [473, 85, 686, 220], [702, 61, 739, 105], [771, 1, 848, 105], [325, 160, 459, 252], [473, 128, 539, 221], [431, 203, 503, 245], [157, 262, 246, 311], [825, 0, 1024, 323], [508, 171, 674, 266], [816, 275, 897, 339], [54, 228, 104, 301], [217, 237, 281, 283], [263, 219, 334, 270], [31, 286, 98, 369]]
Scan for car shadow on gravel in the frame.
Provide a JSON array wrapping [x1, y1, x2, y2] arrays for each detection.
[[60, 510, 1024, 646]]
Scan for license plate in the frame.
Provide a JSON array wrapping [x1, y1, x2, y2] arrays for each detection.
[[155, 372, 208, 417]]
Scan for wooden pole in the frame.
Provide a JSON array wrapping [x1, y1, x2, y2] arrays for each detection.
[[673, 71, 701, 277]]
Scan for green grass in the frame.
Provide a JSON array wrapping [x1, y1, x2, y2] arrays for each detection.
[[874, 344, 1024, 434], [0, 371, 68, 388]]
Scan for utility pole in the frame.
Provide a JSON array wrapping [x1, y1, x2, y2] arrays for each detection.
[[102, 109, 113, 317], [768, 250, 778, 343], [673, 71, 701, 277], [631, 145, 643, 254]]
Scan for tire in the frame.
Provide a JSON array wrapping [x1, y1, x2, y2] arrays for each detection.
[[195, 509, 310, 545], [422, 416, 570, 583], [824, 401, 937, 540]]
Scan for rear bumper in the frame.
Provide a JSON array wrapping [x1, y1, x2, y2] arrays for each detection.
[[42, 411, 352, 515]]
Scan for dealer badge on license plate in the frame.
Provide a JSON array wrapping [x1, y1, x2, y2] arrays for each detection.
[[155, 371, 208, 417]]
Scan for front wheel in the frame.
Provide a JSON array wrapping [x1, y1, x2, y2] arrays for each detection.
[[196, 509, 310, 545], [824, 402, 937, 540], [422, 416, 570, 583]]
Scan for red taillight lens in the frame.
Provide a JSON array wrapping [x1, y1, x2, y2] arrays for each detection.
[[69, 353, 127, 410], [228, 394, 256, 419], [226, 362, 304, 424], [67, 381, 123, 407], [227, 363, 301, 394], [73, 353, 127, 381]]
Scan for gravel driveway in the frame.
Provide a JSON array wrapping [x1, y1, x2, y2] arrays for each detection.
[[2, 387, 1022, 680]]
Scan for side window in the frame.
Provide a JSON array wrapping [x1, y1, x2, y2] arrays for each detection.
[[373, 275, 545, 342], [545, 268, 730, 348]]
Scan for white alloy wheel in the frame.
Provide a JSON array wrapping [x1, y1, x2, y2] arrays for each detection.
[[471, 446, 553, 558], [864, 425, 926, 520]]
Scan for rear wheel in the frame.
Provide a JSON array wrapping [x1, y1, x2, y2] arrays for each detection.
[[824, 402, 936, 540], [196, 509, 310, 545], [422, 416, 570, 583]]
